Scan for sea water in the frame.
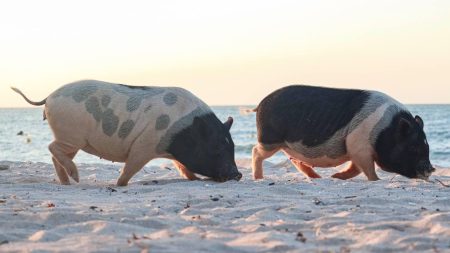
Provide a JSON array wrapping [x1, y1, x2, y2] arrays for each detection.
[[0, 105, 449, 167]]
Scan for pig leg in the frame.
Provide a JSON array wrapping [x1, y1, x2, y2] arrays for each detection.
[[48, 141, 80, 184], [117, 158, 151, 186], [51, 157, 70, 185], [173, 160, 199, 180], [51, 151, 78, 185], [289, 158, 321, 178], [331, 162, 361, 180], [346, 133, 379, 180], [351, 156, 379, 181], [117, 144, 154, 186], [252, 143, 280, 179]]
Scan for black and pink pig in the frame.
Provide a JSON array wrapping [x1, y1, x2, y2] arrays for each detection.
[[252, 85, 434, 181]]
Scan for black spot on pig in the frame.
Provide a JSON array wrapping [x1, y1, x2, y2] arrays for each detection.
[[256, 85, 371, 147], [144, 105, 152, 112], [102, 109, 119, 136], [156, 114, 170, 130], [101, 95, 111, 107], [112, 84, 165, 112], [375, 111, 434, 179], [118, 120, 135, 139], [127, 96, 143, 112], [84, 95, 123, 137], [85, 96, 103, 122], [163, 92, 178, 106], [54, 82, 98, 103]]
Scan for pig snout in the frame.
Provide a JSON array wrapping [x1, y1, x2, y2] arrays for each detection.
[[213, 166, 242, 182], [423, 166, 436, 179], [416, 162, 435, 180], [232, 171, 243, 181]]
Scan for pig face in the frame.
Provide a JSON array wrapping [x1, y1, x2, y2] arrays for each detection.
[[375, 113, 435, 179], [168, 115, 242, 182]]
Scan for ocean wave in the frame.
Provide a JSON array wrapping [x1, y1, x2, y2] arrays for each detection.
[[235, 144, 255, 153]]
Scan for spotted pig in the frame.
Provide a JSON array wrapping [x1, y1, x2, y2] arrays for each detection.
[[12, 80, 242, 185], [252, 85, 434, 181]]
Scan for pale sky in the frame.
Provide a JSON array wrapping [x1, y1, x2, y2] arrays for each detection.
[[1, 0, 449, 107]]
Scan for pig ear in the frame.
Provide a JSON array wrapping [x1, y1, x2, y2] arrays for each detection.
[[223, 117, 233, 131], [398, 117, 412, 138], [415, 115, 424, 129]]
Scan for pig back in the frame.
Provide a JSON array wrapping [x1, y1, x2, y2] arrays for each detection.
[[256, 85, 372, 147], [44, 80, 210, 161]]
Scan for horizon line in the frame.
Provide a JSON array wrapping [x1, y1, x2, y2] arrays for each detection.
[[2, 103, 450, 109]]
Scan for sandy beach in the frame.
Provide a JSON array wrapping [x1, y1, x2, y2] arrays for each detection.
[[0, 159, 449, 253]]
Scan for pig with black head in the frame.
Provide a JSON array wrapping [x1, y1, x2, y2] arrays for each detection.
[[252, 85, 434, 181], [374, 111, 432, 179], [12, 80, 241, 186]]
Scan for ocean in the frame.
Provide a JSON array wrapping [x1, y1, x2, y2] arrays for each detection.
[[0, 105, 449, 167]]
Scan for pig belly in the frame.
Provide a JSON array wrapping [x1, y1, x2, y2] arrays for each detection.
[[282, 147, 349, 168], [81, 137, 131, 163], [80, 116, 149, 162]]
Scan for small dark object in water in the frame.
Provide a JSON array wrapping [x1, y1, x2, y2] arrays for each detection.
[[211, 197, 220, 201], [0, 165, 9, 170], [313, 198, 324, 205], [296, 232, 307, 243], [0, 240, 9, 245], [89, 206, 103, 212], [17, 131, 24, 136], [268, 182, 275, 186]]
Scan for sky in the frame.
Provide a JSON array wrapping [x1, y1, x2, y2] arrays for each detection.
[[0, 0, 449, 107]]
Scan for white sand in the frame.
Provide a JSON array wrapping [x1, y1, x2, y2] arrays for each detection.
[[0, 159, 449, 253]]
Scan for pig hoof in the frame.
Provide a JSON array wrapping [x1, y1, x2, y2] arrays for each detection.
[[60, 181, 71, 185], [253, 174, 264, 180], [331, 173, 346, 180], [116, 181, 128, 187], [184, 174, 199, 180], [70, 174, 80, 183]]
